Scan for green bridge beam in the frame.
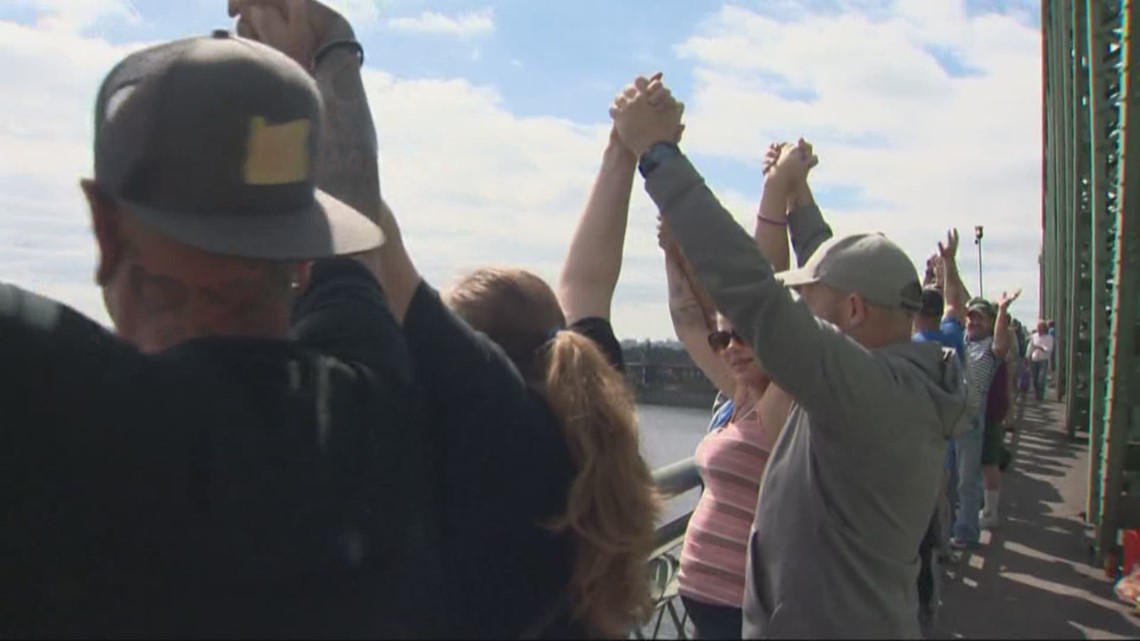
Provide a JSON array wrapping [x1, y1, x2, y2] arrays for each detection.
[[1042, 0, 1140, 567]]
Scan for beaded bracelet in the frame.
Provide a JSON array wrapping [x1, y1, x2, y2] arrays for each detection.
[[757, 212, 788, 226]]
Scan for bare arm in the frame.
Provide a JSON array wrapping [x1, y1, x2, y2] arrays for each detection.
[[312, 47, 379, 228], [313, 46, 421, 322], [232, 1, 422, 322], [663, 245, 735, 396], [753, 168, 792, 272], [991, 294, 1019, 359], [942, 259, 968, 323], [557, 135, 638, 324]]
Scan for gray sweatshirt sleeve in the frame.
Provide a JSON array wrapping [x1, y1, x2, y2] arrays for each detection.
[[787, 202, 833, 267], [644, 153, 892, 428]]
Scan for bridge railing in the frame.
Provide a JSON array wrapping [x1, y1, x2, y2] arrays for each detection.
[[632, 457, 703, 640]]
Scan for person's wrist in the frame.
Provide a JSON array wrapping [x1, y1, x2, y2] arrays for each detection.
[[604, 138, 637, 164], [631, 138, 665, 159], [764, 171, 792, 191], [637, 139, 681, 178]]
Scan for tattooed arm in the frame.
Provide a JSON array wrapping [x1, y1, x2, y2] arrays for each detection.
[[232, 0, 422, 323], [312, 40, 421, 322], [658, 220, 734, 396]]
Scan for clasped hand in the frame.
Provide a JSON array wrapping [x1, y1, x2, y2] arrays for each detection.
[[609, 73, 685, 157]]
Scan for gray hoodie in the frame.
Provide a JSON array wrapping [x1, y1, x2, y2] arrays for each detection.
[[645, 153, 970, 639]]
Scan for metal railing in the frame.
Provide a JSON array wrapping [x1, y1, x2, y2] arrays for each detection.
[[632, 457, 703, 640]]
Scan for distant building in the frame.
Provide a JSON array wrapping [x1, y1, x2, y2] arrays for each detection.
[[621, 339, 716, 409]]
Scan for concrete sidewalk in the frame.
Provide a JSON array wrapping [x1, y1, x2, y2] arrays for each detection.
[[926, 396, 1140, 639]]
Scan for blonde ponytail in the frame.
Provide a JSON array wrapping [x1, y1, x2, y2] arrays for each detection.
[[446, 267, 661, 637], [539, 330, 661, 638]]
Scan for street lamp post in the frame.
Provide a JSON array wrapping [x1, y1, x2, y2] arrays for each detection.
[[974, 225, 985, 298]]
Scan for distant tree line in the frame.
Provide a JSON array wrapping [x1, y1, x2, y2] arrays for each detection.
[[619, 339, 700, 367]]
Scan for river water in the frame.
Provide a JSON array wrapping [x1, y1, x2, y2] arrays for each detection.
[[636, 403, 709, 524], [635, 403, 707, 637]]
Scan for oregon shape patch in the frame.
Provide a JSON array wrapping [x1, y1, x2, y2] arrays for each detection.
[[243, 117, 311, 185]]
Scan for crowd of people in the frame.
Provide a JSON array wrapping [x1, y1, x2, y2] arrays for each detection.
[[0, 0, 1056, 638]]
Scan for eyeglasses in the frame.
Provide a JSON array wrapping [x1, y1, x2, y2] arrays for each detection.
[[707, 329, 745, 352]]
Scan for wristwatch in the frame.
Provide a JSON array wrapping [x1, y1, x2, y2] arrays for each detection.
[[638, 141, 681, 178]]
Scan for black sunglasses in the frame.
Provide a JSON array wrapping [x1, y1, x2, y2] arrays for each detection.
[[707, 329, 745, 352]]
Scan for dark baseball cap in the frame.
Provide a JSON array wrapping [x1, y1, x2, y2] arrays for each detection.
[[93, 31, 382, 260], [967, 297, 997, 318], [919, 288, 944, 318]]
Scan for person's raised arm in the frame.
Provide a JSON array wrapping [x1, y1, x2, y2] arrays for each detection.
[[779, 141, 831, 267], [231, 0, 422, 323], [991, 290, 1020, 359], [658, 219, 734, 396], [938, 229, 968, 324], [611, 78, 899, 424], [923, 255, 938, 289], [556, 128, 639, 324], [753, 143, 792, 271]]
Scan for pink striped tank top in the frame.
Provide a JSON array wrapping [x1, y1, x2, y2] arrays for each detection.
[[677, 401, 779, 609]]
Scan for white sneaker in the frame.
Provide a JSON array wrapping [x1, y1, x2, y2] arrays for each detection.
[[979, 510, 1000, 530]]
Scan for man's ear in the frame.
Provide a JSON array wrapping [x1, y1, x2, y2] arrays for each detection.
[[81, 179, 125, 286], [846, 293, 869, 331], [294, 260, 313, 292]]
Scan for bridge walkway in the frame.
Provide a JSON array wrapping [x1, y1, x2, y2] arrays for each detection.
[[926, 394, 1140, 639]]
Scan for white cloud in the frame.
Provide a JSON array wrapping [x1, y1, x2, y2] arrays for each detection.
[[322, 0, 385, 31], [675, 3, 1042, 321], [0, 1, 1043, 340], [387, 8, 494, 37], [8, 0, 140, 33]]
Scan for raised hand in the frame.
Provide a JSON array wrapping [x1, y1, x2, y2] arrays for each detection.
[[762, 142, 782, 176], [229, 0, 347, 69], [610, 73, 685, 157], [924, 254, 938, 286], [767, 138, 817, 187], [998, 288, 1022, 310], [937, 228, 960, 262]]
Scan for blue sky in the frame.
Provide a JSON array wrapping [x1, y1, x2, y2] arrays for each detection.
[[0, 0, 1044, 339]]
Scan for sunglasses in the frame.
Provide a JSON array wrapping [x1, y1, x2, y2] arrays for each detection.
[[707, 329, 745, 352]]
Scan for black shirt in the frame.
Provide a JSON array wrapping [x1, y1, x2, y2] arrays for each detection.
[[401, 283, 623, 639], [0, 258, 443, 638]]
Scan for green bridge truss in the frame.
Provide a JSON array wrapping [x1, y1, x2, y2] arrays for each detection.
[[1042, 0, 1140, 566]]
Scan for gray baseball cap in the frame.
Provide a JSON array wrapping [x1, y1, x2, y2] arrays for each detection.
[[776, 232, 923, 312], [93, 31, 383, 260]]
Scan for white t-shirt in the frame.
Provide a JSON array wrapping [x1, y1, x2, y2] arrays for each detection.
[[1028, 332, 1054, 362]]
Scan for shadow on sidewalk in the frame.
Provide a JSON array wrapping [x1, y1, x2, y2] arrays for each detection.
[[926, 397, 1140, 639]]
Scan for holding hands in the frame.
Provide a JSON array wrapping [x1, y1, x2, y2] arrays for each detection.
[[609, 73, 685, 157], [765, 139, 818, 188]]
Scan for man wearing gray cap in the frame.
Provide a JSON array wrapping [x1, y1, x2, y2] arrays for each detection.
[[611, 82, 971, 637], [0, 23, 442, 637]]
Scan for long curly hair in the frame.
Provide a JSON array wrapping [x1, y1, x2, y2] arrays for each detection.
[[446, 266, 661, 638]]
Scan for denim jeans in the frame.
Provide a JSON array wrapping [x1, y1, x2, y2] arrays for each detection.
[[1031, 360, 1049, 400], [948, 418, 985, 545]]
